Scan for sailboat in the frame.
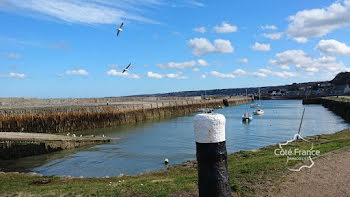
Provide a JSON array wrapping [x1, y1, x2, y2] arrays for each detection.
[[242, 89, 253, 122], [250, 89, 261, 108], [253, 88, 264, 115], [250, 103, 260, 108], [198, 90, 213, 113]]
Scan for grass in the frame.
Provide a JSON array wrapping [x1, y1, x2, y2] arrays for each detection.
[[1, 129, 350, 197], [326, 96, 350, 102]]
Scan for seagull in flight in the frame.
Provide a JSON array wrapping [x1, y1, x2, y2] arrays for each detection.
[[122, 63, 131, 73], [117, 22, 124, 36]]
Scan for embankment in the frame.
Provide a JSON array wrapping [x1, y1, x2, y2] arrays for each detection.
[[303, 97, 350, 122], [2, 129, 350, 196], [0, 132, 116, 160], [0, 97, 252, 133]]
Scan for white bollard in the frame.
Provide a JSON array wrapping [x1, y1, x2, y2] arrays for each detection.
[[193, 113, 231, 197]]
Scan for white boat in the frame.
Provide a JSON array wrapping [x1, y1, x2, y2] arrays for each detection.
[[198, 108, 214, 113], [242, 89, 253, 122], [242, 112, 253, 122], [250, 103, 260, 108], [253, 108, 264, 115], [198, 90, 214, 113], [253, 88, 264, 115]]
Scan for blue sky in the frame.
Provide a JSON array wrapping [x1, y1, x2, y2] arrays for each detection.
[[1, 0, 350, 98]]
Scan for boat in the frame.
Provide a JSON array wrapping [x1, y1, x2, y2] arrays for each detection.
[[242, 89, 253, 122], [242, 112, 253, 122], [253, 108, 264, 115], [198, 108, 214, 113], [253, 88, 264, 115], [250, 89, 261, 108], [250, 103, 260, 108], [198, 90, 214, 113]]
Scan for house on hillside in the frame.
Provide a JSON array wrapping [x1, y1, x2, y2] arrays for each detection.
[[346, 85, 350, 94], [320, 82, 332, 88], [333, 84, 350, 95]]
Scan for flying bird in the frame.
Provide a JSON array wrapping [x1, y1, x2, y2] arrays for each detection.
[[117, 22, 124, 36], [122, 63, 131, 73]]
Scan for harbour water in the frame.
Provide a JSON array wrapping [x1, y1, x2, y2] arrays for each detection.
[[3, 100, 349, 177]]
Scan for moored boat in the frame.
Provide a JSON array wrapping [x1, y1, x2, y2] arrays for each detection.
[[242, 89, 253, 122], [250, 103, 261, 108], [253, 108, 264, 115], [242, 112, 253, 122]]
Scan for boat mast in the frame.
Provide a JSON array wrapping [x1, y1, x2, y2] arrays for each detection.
[[259, 88, 261, 106], [246, 89, 248, 112]]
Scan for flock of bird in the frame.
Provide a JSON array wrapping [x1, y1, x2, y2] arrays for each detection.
[[116, 22, 132, 74]]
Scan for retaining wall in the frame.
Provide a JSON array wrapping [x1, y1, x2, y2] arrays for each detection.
[[303, 97, 350, 122], [0, 97, 252, 133], [0, 138, 112, 160]]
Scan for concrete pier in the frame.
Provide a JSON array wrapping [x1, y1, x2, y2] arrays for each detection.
[[0, 132, 117, 159], [0, 96, 253, 133]]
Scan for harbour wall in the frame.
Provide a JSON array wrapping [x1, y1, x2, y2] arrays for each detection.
[[0, 97, 252, 133], [0, 132, 115, 160], [303, 97, 350, 122]]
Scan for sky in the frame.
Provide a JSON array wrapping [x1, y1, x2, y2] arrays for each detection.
[[0, 0, 350, 98]]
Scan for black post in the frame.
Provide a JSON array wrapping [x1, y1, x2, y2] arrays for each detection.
[[194, 113, 231, 197]]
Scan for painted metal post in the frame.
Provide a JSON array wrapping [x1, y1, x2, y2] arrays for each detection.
[[193, 113, 231, 197]]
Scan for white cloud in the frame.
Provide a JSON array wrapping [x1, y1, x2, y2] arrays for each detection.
[[158, 59, 208, 69], [0, 0, 160, 25], [3, 52, 22, 59], [315, 39, 350, 56], [234, 69, 247, 75], [261, 25, 277, 30], [238, 58, 248, 64], [252, 72, 267, 77], [8, 72, 26, 79], [269, 49, 347, 73], [201, 74, 206, 79], [166, 73, 177, 78], [194, 26, 206, 33], [192, 68, 200, 72], [209, 71, 235, 78], [188, 38, 234, 56], [147, 71, 163, 79], [269, 50, 310, 66], [251, 42, 270, 51], [214, 22, 237, 33], [287, 0, 350, 42], [185, 0, 204, 7], [147, 71, 187, 79], [254, 69, 296, 78], [280, 65, 290, 70], [263, 33, 283, 40], [66, 69, 89, 76], [107, 69, 140, 78], [293, 37, 308, 43]]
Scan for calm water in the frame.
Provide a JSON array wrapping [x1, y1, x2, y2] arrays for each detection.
[[4, 100, 349, 177]]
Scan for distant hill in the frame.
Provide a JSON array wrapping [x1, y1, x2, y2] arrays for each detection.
[[331, 72, 350, 86], [126, 72, 349, 98]]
